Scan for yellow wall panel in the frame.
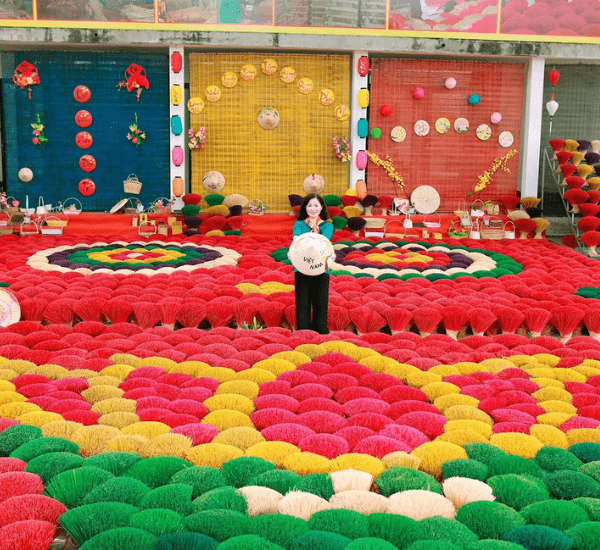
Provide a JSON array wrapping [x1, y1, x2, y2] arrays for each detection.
[[189, 53, 350, 212]]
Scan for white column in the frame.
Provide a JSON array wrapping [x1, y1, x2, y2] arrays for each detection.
[[520, 57, 545, 198], [349, 51, 368, 191], [170, 45, 186, 211]]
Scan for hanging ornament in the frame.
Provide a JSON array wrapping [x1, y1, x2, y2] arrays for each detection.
[[547, 68, 561, 134], [117, 63, 150, 102], [546, 98, 559, 134], [127, 113, 146, 147], [31, 114, 48, 145], [13, 61, 41, 100]]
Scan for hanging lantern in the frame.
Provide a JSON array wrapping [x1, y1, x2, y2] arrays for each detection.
[[13, 61, 41, 100], [171, 51, 183, 73], [546, 98, 559, 134], [548, 69, 561, 88]]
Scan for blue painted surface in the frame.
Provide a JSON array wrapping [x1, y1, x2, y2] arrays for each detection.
[[3, 51, 170, 211]]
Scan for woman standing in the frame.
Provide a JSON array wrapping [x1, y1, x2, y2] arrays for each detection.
[[292, 193, 334, 334]]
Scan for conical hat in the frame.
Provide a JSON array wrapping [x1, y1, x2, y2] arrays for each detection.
[[288, 232, 335, 276]]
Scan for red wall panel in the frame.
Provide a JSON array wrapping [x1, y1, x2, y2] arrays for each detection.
[[367, 57, 526, 211]]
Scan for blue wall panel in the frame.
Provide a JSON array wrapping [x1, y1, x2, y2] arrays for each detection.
[[2, 51, 170, 211]]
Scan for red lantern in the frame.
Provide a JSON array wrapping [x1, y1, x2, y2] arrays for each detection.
[[171, 52, 183, 73], [78, 178, 96, 196], [548, 69, 561, 88], [357, 57, 369, 77]]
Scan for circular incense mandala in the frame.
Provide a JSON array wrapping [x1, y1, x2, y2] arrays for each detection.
[[272, 241, 522, 280], [27, 241, 241, 276]]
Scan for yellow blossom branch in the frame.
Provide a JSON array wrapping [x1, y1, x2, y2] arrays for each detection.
[[469, 149, 518, 196], [366, 151, 405, 191]]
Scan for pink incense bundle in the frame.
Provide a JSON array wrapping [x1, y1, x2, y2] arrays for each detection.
[[564, 189, 590, 212], [380, 308, 412, 334], [412, 307, 442, 337], [73, 298, 106, 323], [327, 305, 351, 332], [19, 299, 47, 323], [578, 217, 600, 232], [177, 300, 208, 328], [493, 307, 525, 334], [469, 308, 497, 336], [102, 298, 134, 324], [159, 297, 182, 330], [132, 302, 161, 329], [565, 176, 587, 190], [551, 305, 585, 343], [258, 302, 286, 328], [350, 306, 386, 335], [556, 151, 573, 165], [513, 218, 537, 239], [523, 308, 552, 338], [584, 310, 600, 340], [581, 231, 600, 255], [441, 306, 469, 340], [43, 299, 76, 326]]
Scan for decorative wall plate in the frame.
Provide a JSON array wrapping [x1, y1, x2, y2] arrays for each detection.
[[261, 59, 277, 75], [280, 67, 296, 83], [476, 124, 492, 141], [390, 126, 406, 143], [454, 118, 469, 134], [435, 117, 451, 134], [320, 89, 335, 106], [75, 110, 92, 128], [78, 178, 96, 196], [411, 185, 441, 214], [187, 97, 204, 114], [240, 64, 257, 82], [76, 131, 93, 149], [205, 85, 221, 102], [414, 120, 430, 137], [297, 78, 313, 95], [79, 155, 96, 172], [221, 71, 238, 88], [499, 131, 514, 147], [73, 85, 91, 103]]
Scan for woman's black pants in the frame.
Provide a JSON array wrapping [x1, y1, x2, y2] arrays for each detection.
[[294, 271, 330, 334]]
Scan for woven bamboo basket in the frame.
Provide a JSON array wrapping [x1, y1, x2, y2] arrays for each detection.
[[480, 217, 505, 240], [123, 174, 143, 195]]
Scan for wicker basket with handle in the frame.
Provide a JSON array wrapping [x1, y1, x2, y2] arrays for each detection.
[[123, 174, 143, 195], [480, 217, 505, 240]]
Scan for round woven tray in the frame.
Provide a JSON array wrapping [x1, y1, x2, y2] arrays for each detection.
[[411, 185, 440, 214]]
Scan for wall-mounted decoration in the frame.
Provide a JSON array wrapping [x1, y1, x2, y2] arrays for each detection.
[[356, 150, 368, 170], [414, 120, 430, 137], [13, 61, 40, 100], [31, 114, 48, 145], [280, 67, 296, 83], [18, 168, 33, 182], [320, 89, 335, 106], [261, 59, 277, 75], [257, 108, 280, 130], [78, 178, 96, 196], [76, 131, 93, 149], [454, 117, 469, 134], [173, 177, 184, 197], [476, 124, 492, 141], [371, 128, 382, 139], [491, 112, 502, 124], [188, 127, 206, 150], [303, 173, 325, 194], [187, 97, 204, 114], [79, 155, 96, 172], [117, 63, 150, 102], [74, 85, 91, 103], [172, 146, 184, 166], [297, 78, 313, 95], [380, 105, 393, 117], [240, 64, 257, 82], [435, 117, 451, 134], [334, 105, 350, 121], [202, 171, 225, 192], [413, 87, 425, 99], [75, 110, 92, 128], [357, 118, 369, 138], [205, 85, 221, 102], [171, 115, 183, 136], [171, 51, 183, 73], [171, 84, 183, 105], [358, 88, 369, 108], [357, 56, 369, 76], [127, 113, 146, 147], [333, 136, 351, 162], [499, 131, 514, 148], [390, 126, 406, 143], [445, 77, 457, 89], [221, 71, 238, 88], [468, 93, 481, 105]]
